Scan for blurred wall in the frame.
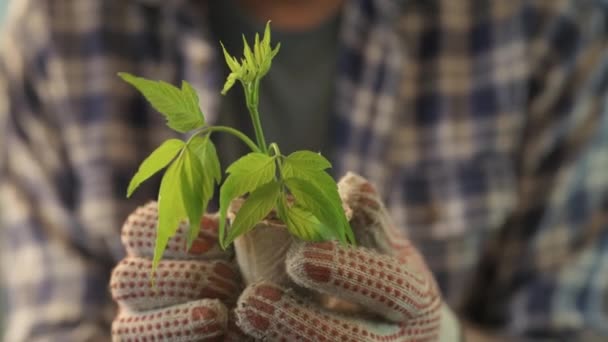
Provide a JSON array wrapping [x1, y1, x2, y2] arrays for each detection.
[[0, 0, 7, 24]]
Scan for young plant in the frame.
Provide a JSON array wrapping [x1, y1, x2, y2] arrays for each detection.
[[121, 22, 355, 270]]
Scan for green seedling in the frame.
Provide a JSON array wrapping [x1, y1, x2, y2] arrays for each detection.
[[120, 22, 355, 270]]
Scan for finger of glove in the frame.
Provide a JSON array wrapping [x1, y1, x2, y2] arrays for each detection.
[[111, 256, 241, 311], [235, 282, 442, 342], [224, 310, 256, 342], [337, 173, 430, 273], [112, 299, 227, 342], [286, 241, 441, 323], [122, 201, 231, 261], [337, 172, 410, 256]]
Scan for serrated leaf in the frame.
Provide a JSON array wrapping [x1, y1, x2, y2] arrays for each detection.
[[263, 21, 272, 50], [190, 135, 222, 189], [220, 22, 279, 91], [221, 43, 242, 95], [154, 158, 187, 270], [276, 195, 329, 241], [224, 181, 280, 246], [127, 139, 185, 197], [219, 153, 276, 248], [254, 33, 262, 65], [284, 177, 351, 244], [284, 150, 331, 171], [280, 158, 356, 243], [222, 73, 239, 95], [181, 81, 204, 120], [221, 42, 240, 73], [242, 35, 255, 72], [282, 166, 339, 205], [182, 136, 222, 248], [271, 43, 281, 58], [118, 72, 205, 132], [180, 145, 207, 250], [226, 152, 275, 174], [281, 163, 342, 220]]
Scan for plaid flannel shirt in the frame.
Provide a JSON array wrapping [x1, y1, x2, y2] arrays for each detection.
[[1, 0, 607, 340]]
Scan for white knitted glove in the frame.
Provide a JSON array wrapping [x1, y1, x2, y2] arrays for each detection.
[[232, 173, 462, 341], [110, 202, 252, 341]]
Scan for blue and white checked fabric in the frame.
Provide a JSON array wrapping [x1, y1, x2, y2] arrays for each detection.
[[1, 0, 607, 340]]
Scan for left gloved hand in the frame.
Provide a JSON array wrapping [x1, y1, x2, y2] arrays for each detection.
[[233, 173, 462, 341]]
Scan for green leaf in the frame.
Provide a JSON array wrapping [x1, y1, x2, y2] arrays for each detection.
[[220, 21, 280, 94], [221, 42, 242, 95], [219, 153, 276, 248], [224, 181, 280, 246], [190, 135, 222, 189], [226, 152, 275, 175], [154, 158, 187, 270], [281, 161, 341, 216], [242, 35, 255, 70], [259, 21, 279, 76], [180, 145, 206, 250], [127, 139, 185, 197], [284, 150, 331, 171], [118, 72, 205, 132], [284, 177, 351, 244], [181, 81, 204, 120], [276, 195, 328, 241], [254, 33, 262, 65], [262, 21, 272, 51], [221, 42, 241, 73], [182, 136, 222, 248], [281, 155, 355, 244], [222, 72, 239, 96], [282, 166, 339, 206]]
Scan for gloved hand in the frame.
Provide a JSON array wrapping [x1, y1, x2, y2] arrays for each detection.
[[233, 173, 462, 341], [110, 202, 251, 341]]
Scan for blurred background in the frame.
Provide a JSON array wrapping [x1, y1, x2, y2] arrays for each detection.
[[0, 2, 7, 338], [0, 0, 6, 24]]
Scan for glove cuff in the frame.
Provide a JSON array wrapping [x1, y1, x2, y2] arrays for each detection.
[[439, 304, 462, 342]]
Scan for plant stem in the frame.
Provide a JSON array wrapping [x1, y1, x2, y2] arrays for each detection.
[[269, 142, 281, 157], [245, 79, 268, 154], [268, 142, 283, 181], [190, 125, 261, 153]]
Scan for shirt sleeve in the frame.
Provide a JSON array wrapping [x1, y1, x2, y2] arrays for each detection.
[[464, 1, 608, 339], [0, 2, 116, 340]]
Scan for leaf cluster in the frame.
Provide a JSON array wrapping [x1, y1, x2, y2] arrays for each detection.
[[119, 73, 221, 269], [119, 22, 354, 272], [119, 73, 205, 133], [221, 21, 281, 95], [219, 150, 354, 248]]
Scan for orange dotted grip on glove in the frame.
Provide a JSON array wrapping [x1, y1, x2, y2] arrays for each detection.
[[237, 281, 441, 342], [112, 300, 228, 342], [234, 173, 445, 342], [110, 202, 243, 342], [287, 241, 441, 323], [120, 203, 228, 261], [111, 257, 239, 311]]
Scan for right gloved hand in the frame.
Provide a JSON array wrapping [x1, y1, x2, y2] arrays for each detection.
[[232, 173, 457, 341], [110, 202, 247, 341]]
